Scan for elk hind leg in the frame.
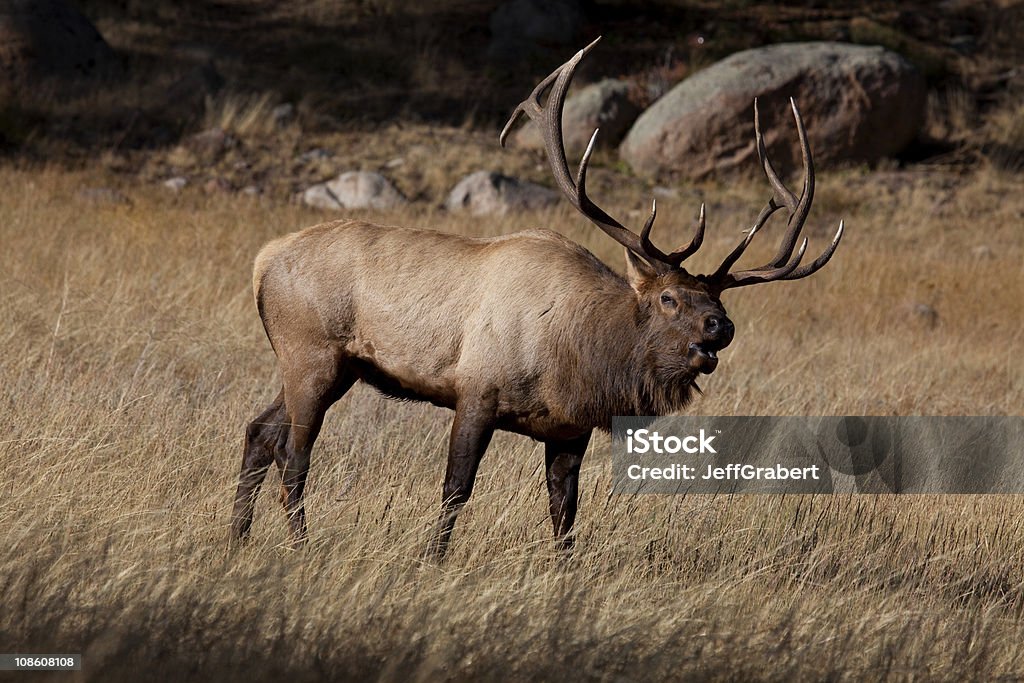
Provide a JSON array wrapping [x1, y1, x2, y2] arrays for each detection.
[[231, 389, 288, 543], [280, 351, 356, 547]]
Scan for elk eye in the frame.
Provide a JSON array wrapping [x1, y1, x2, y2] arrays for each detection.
[[660, 294, 676, 307]]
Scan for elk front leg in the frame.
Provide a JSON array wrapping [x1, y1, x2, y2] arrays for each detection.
[[544, 431, 591, 552], [425, 401, 495, 561]]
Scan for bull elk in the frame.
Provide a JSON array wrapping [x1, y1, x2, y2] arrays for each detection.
[[230, 37, 843, 557]]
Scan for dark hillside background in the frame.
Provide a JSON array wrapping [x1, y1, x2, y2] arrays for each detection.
[[3, 0, 1022, 169]]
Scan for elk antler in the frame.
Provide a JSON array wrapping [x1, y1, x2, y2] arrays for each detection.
[[707, 98, 844, 290], [500, 36, 704, 274], [501, 39, 844, 287]]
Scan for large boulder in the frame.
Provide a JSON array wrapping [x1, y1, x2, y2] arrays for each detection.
[[445, 171, 558, 216], [512, 78, 641, 157], [303, 172, 407, 211], [0, 0, 119, 87], [620, 42, 926, 180]]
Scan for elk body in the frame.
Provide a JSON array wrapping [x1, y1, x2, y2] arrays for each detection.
[[230, 38, 843, 557]]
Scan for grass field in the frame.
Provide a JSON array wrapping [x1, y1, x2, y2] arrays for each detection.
[[0, 158, 1021, 681]]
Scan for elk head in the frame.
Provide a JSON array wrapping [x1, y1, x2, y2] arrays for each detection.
[[500, 37, 843, 382]]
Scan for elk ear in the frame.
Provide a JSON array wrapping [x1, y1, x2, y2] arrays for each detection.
[[624, 248, 658, 293]]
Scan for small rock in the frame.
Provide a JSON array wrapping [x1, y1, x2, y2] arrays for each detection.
[[240, 185, 261, 197], [949, 35, 977, 55], [445, 171, 559, 216], [385, 157, 405, 169], [203, 177, 232, 194], [971, 245, 995, 259], [299, 148, 333, 164], [272, 103, 296, 128], [652, 186, 679, 199], [163, 176, 188, 192], [303, 171, 407, 210], [78, 187, 130, 205], [182, 128, 234, 163], [171, 42, 223, 63], [910, 302, 939, 329]]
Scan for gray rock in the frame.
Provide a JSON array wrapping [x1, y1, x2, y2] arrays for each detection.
[[203, 177, 232, 194], [78, 187, 130, 205], [303, 171, 407, 211], [163, 176, 188, 192], [512, 79, 641, 157], [182, 128, 235, 163], [620, 42, 927, 181], [0, 0, 120, 87], [910, 303, 939, 329], [272, 103, 295, 128], [445, 171, 558, 216], [299, 148, 333, 164]]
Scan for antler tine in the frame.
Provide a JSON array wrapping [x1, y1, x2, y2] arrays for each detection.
[[711, 219, 765, 280], [708, 97, 841, 290], [717, 237, 808, 289], [781, 221, 844, 281], [662, 202, 705, 266], [712, 216, 843, 291], [499, 59, 567, 148], [639, 199, 658, 254], [761, 98, 815, 268], [500, 38, 700, 273], [499, 40, 584, 149], [575, 128, 599, 199], [755, 98, 798, 211], [709, 198, 780, 280], [709, 99, 808, 280]]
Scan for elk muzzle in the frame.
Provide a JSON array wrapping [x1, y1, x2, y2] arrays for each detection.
[[688, 313, 734, 374]]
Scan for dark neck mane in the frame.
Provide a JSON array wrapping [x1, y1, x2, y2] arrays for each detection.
[[558, 288, 696, 428]]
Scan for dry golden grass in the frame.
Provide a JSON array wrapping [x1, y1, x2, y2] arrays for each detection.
[[1, 162, 1022, 681]]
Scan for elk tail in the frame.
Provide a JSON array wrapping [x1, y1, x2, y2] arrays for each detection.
[[254, 269, 279, 357]]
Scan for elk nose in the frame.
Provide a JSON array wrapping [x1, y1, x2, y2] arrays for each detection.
[[703, 315, 734, 342]]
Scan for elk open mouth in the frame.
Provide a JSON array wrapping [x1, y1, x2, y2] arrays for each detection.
[[688, 342, 720, 374]]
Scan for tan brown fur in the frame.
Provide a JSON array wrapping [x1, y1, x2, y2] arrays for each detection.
[[230, 214, 731, 554], [253, 220, 703, 437], [230, 41, 840, 555]]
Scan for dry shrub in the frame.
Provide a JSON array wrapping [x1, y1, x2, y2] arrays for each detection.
[[203, 92, 282, 138], [982, 94, 1024, 172], [924, 86, 978, 145]]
